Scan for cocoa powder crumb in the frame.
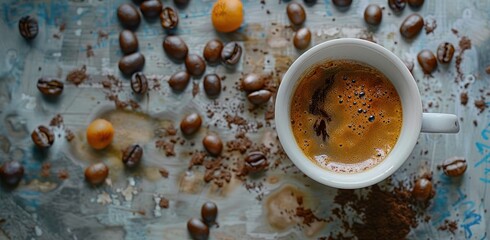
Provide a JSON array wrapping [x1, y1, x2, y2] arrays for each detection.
[[159, 168, 169, 178], [460, 92, 468, 106], [188, 151, 207, 169], [57, 169, 69, 180], [65, 129, 75, 141], [226, 132, 253, 154], [424, 18, 437, 34], [159, 198, 169, 208], [66, 65, 88, 86], [49, 114, 64, 127], [41, 162, 51, 177], [455, 37, 472, 82], [474, 99, 487, 113], [224, 114, 248, 128], [155, 140, 175, 156], [295, 207, 325, 227], [438, 220, 458, 234], [86, 44, 94, 58]]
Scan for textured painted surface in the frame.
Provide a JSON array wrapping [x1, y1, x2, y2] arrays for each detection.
[[0, 0, 489, 239]]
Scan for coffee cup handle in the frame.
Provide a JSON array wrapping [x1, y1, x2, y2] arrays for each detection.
[[421, 113, 460, 133]]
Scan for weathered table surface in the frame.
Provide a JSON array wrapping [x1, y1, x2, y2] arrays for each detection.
[[0, 0, 489, 239]]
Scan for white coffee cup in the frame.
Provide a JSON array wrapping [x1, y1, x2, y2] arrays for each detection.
[[275, 38, 460, 189]]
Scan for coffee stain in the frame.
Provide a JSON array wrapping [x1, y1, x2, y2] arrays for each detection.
[[178, 170, 204, 194]]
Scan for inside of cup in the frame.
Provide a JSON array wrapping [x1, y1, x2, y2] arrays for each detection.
[[277, 38, 422, 189]]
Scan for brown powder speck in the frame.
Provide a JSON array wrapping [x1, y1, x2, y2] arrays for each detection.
[[159, 198, 169, 208], [460, 92, 468, 106], [66, 65, 88, 86], [295, 207, 325, 227], [224, 114, 248, 128], [41, 162, 51, 178], [155, 140, 175, 156], [455, 37, 472, 82], [58, 169, 69, 180], [203, 157, 231, 187], [65, 129, 75, 141], [159, 168, 169, 178], [192, 82, 199, 97], [49, 114, 64, 127], [475, 99, 487, 113], [86, 44, 94, 58], [97, 30, 109, 44], [128, 99, 140, 110], [438, 220, 458, 234], [189, 151, 207, 169], [424, 18, 437, 34], [226, 132, 252, 154]]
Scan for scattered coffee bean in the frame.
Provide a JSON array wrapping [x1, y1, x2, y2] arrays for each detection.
[[122, 144, 143, 168], [286, 2, 306, 25], [160, 7, 179, 30], [119, 30, 139, 55], [203, 74, 221, 97], [408, 0, 424, 8], [185, 54, 206, 76], [0, 161, 24, 186], [84, 162, 109, 185], [174, 0, 190, 8], [31, 125, 55, 148], [18, 16, 38, 40], [486, 65, 490, 75], [442, 157, 467, 177], [201, 202, 218, 225], [168, 71, 191, 91], [400, 13, 424, 39], [130, 72, 148, 94], [180, 113, 202, 135], [417, 49, 437, 74], [436, 42, 455, 64], [187, 218, 209, 240], [293, 27, 311, 50], [248, 89, 272, 105], [242, 73, 264, 92], [37, 78, 64, 96], [243, 151, 268, 174], [163, 35, 189, 61], [140, 0, 162, 19], [117, 3, 141, 30], [202, 134, 223, 156], [388, 0, 406, 13], [119, 52, 145, 76], [412, 177, 433, 202], [221, 42, 242, 66], [331, 0, 352, 7], [203, 39, 224, 64], [364, 4, 382, 25]]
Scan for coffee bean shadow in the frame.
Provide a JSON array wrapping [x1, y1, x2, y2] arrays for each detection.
[[0, 181, 20, 192], [408, 6, 423, 12], [366, 25, 380, 33], [40, 95, 63, 104], [143, 16, 160, 24], [31, 145, 50, 161], [333, 6, 351, 13], [175, 1, 190, 9]]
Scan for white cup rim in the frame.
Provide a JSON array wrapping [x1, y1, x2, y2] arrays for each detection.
[[275, 38, 422, 189]]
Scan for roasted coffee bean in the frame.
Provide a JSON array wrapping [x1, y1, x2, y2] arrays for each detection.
[[221, 42, 242, 66], [180, 113, 202, 135], [442, 157, 467, 177], [201, 202, 218, 225], [202, 134, 223, 156], [400, 13, 424, 39], [18, 16, 38, 40], [168, 71, 191, 91], [248, 89, 272, 105], [203, 39, 224, 64], [130, 72, 148, 94], [388, 0, 406, 12], [203, 74, 221, 97], [243, 151, 268, 174], [37, 78, 64, 96], [0, 161, 24, 186], [174, 0, 190, 8], [408, 0, 424, 8], [332, 0, 352, 7], [119, 52, 145, 76], [119, 30, 139, 54], [417, 49, 437, 74], [187, 218, 209, 240], [160, 7, 179, 30], [140, 0, 162, 19], [31, 125, 55, 148], [286, 2, 306, 25], [185, 54, 206, 76], [84, 162, 109, 185], [293, 27, 311, 50], [436, 42, 455, 64], [122, 144, 143, 168], [163, 35, 189, 61], [412, 177, 433, 202], [242, 73, 264, 92], [364, 4, 382, 25], [117, 3, 141, 30]]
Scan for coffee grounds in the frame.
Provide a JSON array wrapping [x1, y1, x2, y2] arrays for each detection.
[[455, 36, 472, 82], [159, 168, 169, 178], [66, 65, 88, 85], [49, 114, 75, 142], [474, 99, 487, 113], [203, 157, 232, 187], [460, 92, 468, 106], [159, 197, 169, 209], [57, 169, 69, 180], [332, 184, 418, 240], [224, 114, 248, 129], [155, 140, 175, 156], [226, 131, 252, 154], [188, 151, 207, 169], [438, 219, 458, 234], [424, 18, 437, 34]]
